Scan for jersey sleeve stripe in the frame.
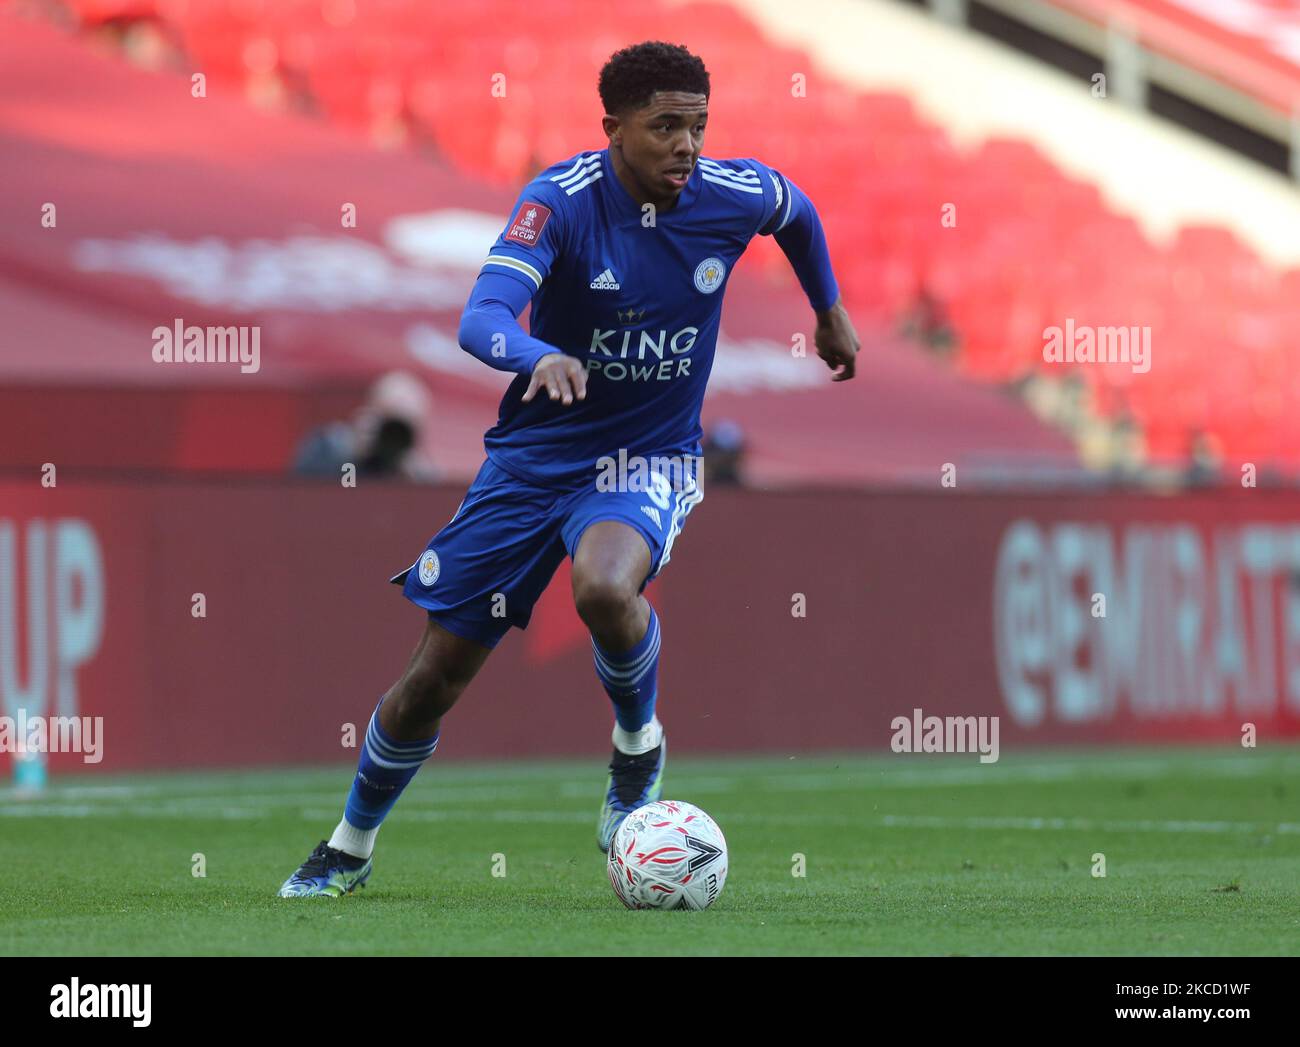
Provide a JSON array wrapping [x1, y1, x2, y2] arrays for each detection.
[[481, 254, 543, 289], [552, 153, 596, 182], [561, 170, 603, 195], [774, 173, 795, 231], [553, 157, 601, 188], [701, 172, 763, 194], [698, 158, 760, 182]]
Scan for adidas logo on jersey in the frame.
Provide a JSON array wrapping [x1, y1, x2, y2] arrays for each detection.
[[590, 268, 621, 290], [640, 505, 663, 530]]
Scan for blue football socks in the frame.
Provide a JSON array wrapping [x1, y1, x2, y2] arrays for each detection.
[[329, 696, 438, 859], [591, 604, 661, 737]]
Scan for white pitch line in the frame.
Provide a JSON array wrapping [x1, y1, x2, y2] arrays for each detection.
[[4, 800, 1298, 837], [7, 749, 1300, 811], [875, 814, 1300, 835], [18, 750, 1300, 805], [13, 751, 1300, 810]]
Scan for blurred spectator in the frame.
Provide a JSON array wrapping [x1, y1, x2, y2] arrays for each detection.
[[1183, 428, 1224, 488], [293, 370, 438, 481], [702, 418, 747, 487], [899, 284, 956, 357], [1105, 412, 1148, 486]]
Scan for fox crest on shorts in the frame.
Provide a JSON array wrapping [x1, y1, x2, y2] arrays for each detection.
[[417, 551, 440, 587]]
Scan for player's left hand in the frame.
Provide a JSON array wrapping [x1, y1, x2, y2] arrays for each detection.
[[813, 298, 860, 382]]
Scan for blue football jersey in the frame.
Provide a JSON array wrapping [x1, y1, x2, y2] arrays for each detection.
[[474, 146, 795, 487]]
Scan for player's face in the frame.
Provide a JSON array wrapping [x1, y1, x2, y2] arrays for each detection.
[[608, 91, 708, 207]]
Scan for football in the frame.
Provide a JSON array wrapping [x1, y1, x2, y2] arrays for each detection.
[[607, 800, 728, 910]]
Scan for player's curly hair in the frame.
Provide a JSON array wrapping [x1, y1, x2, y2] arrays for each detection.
[[598, 41, 710, 116]]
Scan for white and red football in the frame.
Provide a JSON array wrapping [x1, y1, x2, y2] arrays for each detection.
[[607, 800, 728, 911]]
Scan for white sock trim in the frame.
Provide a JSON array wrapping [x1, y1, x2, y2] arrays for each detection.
[[328, 818, 379, 861], [612, 716, 663, 756]]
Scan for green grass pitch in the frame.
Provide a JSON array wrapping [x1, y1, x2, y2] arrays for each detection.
[[3, 746, 1298, 956]]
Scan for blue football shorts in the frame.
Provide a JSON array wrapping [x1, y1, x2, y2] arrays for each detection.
[[390, 455, 703, 649]]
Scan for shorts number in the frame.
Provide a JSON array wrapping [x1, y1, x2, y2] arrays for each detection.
[[648, 472, 672, 511]]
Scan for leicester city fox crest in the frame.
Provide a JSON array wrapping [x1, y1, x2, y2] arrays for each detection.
[[693, 257, 725, 294], [418, 551, 441, 587]]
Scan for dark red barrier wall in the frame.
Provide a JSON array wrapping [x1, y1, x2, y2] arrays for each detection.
[[2, 478, 1298, 770]]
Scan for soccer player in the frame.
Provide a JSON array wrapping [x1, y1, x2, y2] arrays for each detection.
[[279, 40, 859, 896]]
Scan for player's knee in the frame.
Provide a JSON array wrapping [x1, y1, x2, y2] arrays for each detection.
[[572, 571, 637, 627]]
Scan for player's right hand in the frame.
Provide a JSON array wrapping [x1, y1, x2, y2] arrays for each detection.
[[523, 351, 587, 406]]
